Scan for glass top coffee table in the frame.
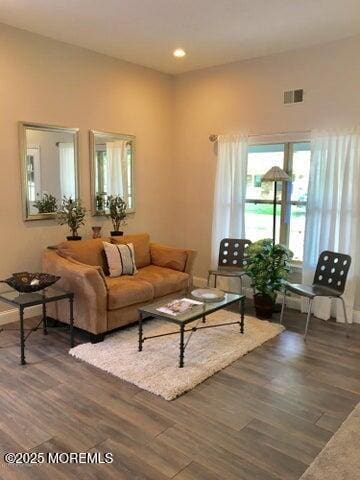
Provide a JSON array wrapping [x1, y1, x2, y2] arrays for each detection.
[[138, 292, 245, 368]]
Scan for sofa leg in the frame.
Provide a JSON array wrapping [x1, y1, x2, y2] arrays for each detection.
[[90, 333, 105, 344]]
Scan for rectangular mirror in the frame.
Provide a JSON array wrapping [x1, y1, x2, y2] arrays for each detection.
[[19, 122, 79, 221], [90, 130, 135, 215]]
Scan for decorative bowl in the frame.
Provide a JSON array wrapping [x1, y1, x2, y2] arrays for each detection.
[[1, 272, 60, 293], [191, 288, 225, 302]]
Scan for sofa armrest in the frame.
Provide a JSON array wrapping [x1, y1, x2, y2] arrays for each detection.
[[42, 250, 108, 334], [150, 243, 197, 274]]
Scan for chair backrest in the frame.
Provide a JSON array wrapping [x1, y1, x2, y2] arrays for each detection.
[[218, 239, 252, 268], [313, 250, 351, 294]]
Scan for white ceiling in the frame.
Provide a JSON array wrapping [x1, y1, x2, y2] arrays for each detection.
[[1, 0, 360, 75]]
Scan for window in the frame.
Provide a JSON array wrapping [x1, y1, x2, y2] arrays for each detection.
[[245, 141, 311, 261]]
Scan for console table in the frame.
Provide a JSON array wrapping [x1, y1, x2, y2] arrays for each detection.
[[0, 287, 74, 365]]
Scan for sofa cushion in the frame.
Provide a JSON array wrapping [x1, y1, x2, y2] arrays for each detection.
[[57, 238, 109, 272], [105, 276, 154, 310], [103, 242, 137, 277], [111, 233, 151, 268], [136, 265, 189, 298], [150, 243, 188, 272]]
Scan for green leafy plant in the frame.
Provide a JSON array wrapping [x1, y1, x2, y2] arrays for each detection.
[[243, 239, 293, 302], [57, 196, 86, 238], [33, 193, 57, 213], [107, 195, 127, 232]]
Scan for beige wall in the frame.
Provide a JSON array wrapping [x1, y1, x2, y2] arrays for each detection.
[[173, 36, 360, 284], [0, 23, 174, 281], [1, 23, 359, 309]]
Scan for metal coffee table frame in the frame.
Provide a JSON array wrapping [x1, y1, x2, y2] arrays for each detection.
[[138, 293, 245, 368], [0, 287, 74, 365]]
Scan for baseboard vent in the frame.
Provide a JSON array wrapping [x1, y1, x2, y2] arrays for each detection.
[[284, 89, 303, 104]]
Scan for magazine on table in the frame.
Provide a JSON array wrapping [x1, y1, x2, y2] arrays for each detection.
[[157, 298, 203, 316]]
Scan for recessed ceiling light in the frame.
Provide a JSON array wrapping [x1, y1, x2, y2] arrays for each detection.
[[173, 48, 186, 58]]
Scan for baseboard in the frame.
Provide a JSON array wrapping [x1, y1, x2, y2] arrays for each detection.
[[2, 280, 357, 326], [353, 310, 360, 324], [193, 276, 360, 324], [0, 305, 42, 326]]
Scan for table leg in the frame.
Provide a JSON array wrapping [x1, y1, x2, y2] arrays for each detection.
[[19, 306, 26, 365], [69, 296, 74, 348], [179, 324, 185, 368], [240, 297, 245, 334], [42, 302, 48, 335], [138, 313, 143, 352]]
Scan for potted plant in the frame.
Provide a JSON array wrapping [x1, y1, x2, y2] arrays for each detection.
[[243, 239, 293, 319], [107, 195, 127, 236], [33, 193, 57, 213], [57, 196, 86, 241]]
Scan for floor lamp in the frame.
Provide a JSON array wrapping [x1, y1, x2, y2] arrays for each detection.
[[262, 166, 290, 244]]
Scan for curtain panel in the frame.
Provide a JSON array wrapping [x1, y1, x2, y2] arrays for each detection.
[[59, 142, 76, 198], [211, 134, 248, 268], [303, 128, 360, 322]]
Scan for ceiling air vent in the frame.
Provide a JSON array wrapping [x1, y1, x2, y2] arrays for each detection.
[[284, 89, 303, 104]]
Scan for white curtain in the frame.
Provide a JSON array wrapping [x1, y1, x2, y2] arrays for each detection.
[[59, 143, 76, 198], [211, 134, 248, 267], [106, 141, 128, 197], [302, 128, 360, 323]]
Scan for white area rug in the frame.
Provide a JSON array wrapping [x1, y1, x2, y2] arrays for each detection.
[[300, 402, 360, 480], [69, 310, 284, 400]]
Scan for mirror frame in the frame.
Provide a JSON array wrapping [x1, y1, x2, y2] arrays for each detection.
[[19, 121, 80, 222], [89, 129, 136, 216]]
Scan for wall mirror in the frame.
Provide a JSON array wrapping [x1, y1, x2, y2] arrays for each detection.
[[19, 122, 79, 221], [90, 130, 135, 215]]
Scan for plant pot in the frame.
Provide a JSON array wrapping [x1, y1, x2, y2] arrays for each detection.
[[66, 235, 82, 241], [110, 231, 123, 237], [253, 293, 274, 319]]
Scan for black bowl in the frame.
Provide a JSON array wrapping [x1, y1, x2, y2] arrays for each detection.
[[1, 272, 61, 293]]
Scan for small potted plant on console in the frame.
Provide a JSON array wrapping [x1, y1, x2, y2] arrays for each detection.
[[57, 196, 86, 240], [107, 195, 127, 236], [243, 238, 293, 319]]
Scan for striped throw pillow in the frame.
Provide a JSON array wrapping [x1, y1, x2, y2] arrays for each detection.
[[103, 242, 138, 277]]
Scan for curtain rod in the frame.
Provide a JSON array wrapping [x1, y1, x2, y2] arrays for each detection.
[[209, 130, 310, 142]]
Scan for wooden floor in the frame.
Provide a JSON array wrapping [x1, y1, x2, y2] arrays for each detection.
[[0, 302, 360, 480]]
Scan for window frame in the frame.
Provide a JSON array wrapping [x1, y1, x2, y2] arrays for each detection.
[[245, 138, 310, 265]]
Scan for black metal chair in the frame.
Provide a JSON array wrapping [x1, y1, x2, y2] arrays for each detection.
[[280, 250, 352, 340], [208, 238, 251, 294]]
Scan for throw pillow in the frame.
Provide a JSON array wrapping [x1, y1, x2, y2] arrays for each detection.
[[57, 238, 110, 273], [111, 233, 151, 268], [150, 243, 188, 272], [103, 242, 138, 277]]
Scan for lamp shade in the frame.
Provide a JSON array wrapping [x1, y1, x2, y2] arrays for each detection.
[[262, 166, 290, 182]]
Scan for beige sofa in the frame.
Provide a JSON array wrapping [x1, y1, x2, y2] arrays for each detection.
[[42, 233, 197, 342]]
